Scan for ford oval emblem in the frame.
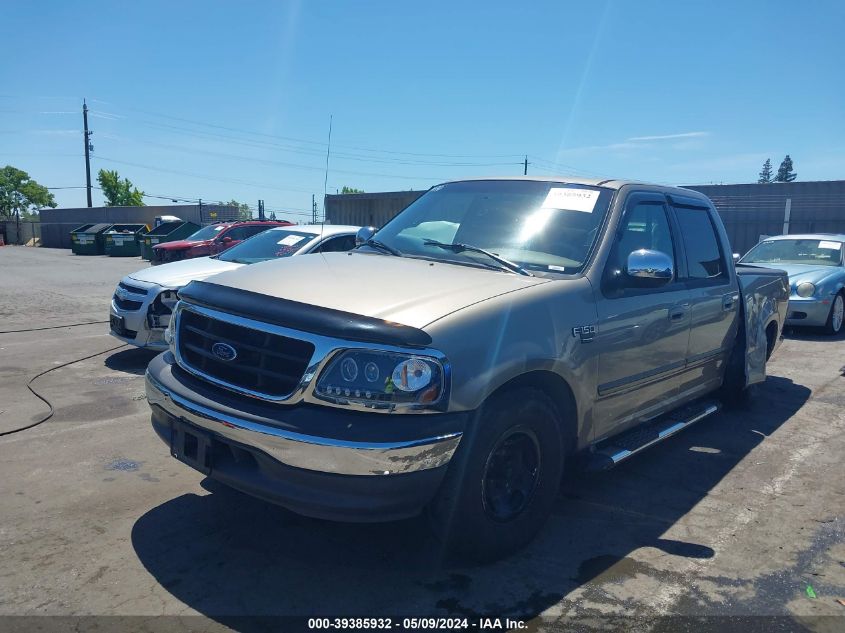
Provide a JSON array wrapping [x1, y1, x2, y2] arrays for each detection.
[[211, 342, 238, 362]]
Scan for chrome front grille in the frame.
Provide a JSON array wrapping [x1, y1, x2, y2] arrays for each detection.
[[177, 308, 315, 399], [118, 281, 147, 295], [113, 296, 143, 311]]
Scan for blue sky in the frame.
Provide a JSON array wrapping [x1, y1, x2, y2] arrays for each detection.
[[2, 0, 843, 221]]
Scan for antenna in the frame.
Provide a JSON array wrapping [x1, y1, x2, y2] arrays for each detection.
[[321, 114, 332, 242]]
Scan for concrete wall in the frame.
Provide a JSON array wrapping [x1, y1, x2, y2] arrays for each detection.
[[38, 204, 240, 249], [685, 181, 845, 255], [324, 191, 425, 228]]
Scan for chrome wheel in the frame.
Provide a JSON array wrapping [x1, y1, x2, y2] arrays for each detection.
[[481, 427, 541, 523], [833, 294, 844, 333]]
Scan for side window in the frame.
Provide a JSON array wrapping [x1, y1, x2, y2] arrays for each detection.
[[673, 207, 725, 279], [223, 226, 261, 241], [316, 235, 356, 253], [242, 225, 269, 239], [616, 202, 676, 267]]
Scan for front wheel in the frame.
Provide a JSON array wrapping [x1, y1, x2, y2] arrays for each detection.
[[823, 292, 844, 335], [428, 388, 565, 562]]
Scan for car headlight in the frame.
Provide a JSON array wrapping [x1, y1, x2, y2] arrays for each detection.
[[315, 350, 447, 410], [796, 282, 816, 298]]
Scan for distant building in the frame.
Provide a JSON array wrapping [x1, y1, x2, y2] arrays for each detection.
[[325, 180, 845, 257], [39, 203, 239, 249], [685, 180, 845, 255], [324, 191, 424, 228]]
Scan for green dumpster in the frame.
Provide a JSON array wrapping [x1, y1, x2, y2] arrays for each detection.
[[140, 221, 200, 261], [70, 223, 112, 255], [104, 224, 148, 257]]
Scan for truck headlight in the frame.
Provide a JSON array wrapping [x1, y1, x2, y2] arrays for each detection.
[[315, 350, 447, 409], [796, 282, 816, 298]]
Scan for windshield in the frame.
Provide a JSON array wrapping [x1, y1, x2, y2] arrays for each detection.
[[217, 229, 316, 264], [741, 238, 843, 267], [186, 225, 227, 241], [369, 180, 613, 274]]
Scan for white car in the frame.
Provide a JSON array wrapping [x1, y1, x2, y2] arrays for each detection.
[[109, 225, 361, 350]]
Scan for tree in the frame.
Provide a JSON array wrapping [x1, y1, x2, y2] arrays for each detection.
[[222, 199, 252, 220], [774, 155, 797, 182], [757, 158, 773, 184], [340, 186, 365, 194], [97, 169, 145, 206], [0, 165, 57, 220]]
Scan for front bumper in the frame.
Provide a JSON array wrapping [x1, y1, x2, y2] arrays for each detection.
[[145, 353, 466, 521], [109, 278, 172, 350], [785, 296, 832, 327]]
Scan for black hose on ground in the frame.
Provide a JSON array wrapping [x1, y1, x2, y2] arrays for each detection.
[[0, 320, 109, 334], [0, 343, 128, 437]]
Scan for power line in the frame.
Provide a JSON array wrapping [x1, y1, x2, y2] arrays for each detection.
[[91, 155, 324, 195], [92, 116, 523, 168], [87, 99, 526, 160], [94, 132, 449, 181]]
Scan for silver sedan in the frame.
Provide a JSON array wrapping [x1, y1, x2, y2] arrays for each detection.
[[739, 233, 845, 334]]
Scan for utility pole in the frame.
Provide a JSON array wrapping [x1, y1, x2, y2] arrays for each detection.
[[312, 194, 317, 224], [83, 99, 93, 207], [523, 155, 529, 176], [258, 199, 265, 220], [198, 198, 203, 224]]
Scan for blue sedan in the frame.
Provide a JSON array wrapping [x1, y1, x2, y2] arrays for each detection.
[[739, 233, 845, 335]]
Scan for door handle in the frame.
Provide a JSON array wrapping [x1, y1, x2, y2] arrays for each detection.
[[723, 294, 739, 311], [669, 306, 687, 321]]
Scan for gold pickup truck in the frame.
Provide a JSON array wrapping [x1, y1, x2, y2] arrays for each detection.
[[145, 177, 788, 560]]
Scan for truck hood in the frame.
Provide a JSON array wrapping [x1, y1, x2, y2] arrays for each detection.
[[153, 239, 208, 251], [128, 256, 243, 288], [200, 252, 551, 329]]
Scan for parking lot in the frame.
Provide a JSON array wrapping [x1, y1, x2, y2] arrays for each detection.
[[1, 246, 844, 629]]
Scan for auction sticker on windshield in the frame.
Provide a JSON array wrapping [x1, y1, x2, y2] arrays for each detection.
[[819, 240, 841, 250], [542, 187, 600, 213], [278, 235, 306, 246]]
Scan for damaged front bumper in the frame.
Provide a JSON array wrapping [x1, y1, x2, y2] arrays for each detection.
[[144, 353, 466, 521]]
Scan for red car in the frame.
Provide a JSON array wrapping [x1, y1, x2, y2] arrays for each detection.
[[151, 220, 292, 265]]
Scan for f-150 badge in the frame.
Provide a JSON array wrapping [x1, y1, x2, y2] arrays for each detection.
[[572, 325, 597, 342]]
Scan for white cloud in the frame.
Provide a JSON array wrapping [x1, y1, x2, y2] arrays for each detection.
[[627, 131, 710, 142]]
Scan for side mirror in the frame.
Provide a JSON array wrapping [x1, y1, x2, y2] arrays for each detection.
[[625, 249, 673, 286], [355, 226, 377, 246], [221, 236, 233, 244], [732, 253, 740, 263]]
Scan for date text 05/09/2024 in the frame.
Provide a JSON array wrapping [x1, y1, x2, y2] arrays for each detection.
[[306, 617, 527, 630]]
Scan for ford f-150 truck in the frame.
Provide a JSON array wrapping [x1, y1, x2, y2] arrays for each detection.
[[145, 177, 788, 560]]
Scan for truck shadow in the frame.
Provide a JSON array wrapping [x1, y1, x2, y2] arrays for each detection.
[[131, 375, 809, 625], [104, 347, 160, 376]]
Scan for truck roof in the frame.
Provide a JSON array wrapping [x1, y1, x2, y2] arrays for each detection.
[[438, 176, 709, 199]]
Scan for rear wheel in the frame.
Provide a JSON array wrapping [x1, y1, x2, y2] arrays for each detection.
[[428, 388, 564, 562], [823, 292, 844, 335]]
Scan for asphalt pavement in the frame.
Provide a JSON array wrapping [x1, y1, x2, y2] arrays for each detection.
[[1, 246, 843, 631]]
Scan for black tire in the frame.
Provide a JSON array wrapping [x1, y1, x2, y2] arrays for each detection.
[[822, 292, 844, 335], [427, 387, 565, 563]]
